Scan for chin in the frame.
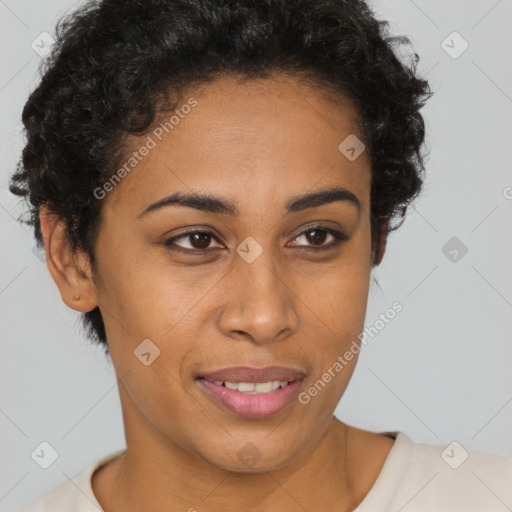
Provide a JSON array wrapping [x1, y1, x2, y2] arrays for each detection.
[[198, 431, 310, 474]]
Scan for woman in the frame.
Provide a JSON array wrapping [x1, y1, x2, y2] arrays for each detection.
[[11, 0, 511, 510]]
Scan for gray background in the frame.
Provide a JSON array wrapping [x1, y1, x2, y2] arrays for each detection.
[[1, 0, 511, 510]]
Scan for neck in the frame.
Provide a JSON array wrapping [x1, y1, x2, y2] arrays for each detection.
[[94, 414, 360, 512]]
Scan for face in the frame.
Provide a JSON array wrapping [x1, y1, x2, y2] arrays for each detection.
[[76, 74, 375, 471]]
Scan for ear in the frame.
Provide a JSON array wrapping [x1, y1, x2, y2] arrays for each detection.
[[39, 205, 98, 312], [371, 218, 389, 267]]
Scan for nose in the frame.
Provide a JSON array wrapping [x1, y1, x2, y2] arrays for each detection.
[[216, 253, 299, 346]]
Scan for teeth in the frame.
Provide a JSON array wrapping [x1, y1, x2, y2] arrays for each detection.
[[237, 382, 255, 392], [254, 381, 273, 393], [215, 380, 291, 394]]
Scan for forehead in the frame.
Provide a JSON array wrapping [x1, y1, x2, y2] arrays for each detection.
[[175, 73, 365, 160], [105, 73, 371, 215]]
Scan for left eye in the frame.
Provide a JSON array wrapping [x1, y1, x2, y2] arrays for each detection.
[[290, 226, 348, 249], [164, 226, 348, 253]]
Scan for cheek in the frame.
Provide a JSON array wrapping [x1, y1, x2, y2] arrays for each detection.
[[94, 241, 202, 340], [311, 248, 372, 329], [298, 275, 367, 412], [117, 359, 210, 447], [303, 244, 371, 378]]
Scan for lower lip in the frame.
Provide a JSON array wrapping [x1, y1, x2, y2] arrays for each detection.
[[197, 379, 303, 419]]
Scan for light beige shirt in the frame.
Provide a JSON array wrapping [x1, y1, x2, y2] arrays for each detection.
[[22, 431, 512, 511]]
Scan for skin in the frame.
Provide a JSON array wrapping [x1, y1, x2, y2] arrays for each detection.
[[40, 73, 393, 512]]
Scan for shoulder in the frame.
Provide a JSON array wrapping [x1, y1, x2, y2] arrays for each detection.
[[357, 429, 512, 511], [21, 449, 125, 512], [405, 436, 512, 508]]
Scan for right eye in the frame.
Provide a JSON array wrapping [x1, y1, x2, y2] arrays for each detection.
[[163, 230, 224, 253]]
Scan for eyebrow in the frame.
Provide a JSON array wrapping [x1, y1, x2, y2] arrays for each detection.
[[136, 186, 361, 219]]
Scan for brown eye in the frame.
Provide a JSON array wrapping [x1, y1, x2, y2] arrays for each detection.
[[304, 229, 328, 246], [187, 232, 212, 249], [164, 230, 223, 252], [291, 226, 348, 250]]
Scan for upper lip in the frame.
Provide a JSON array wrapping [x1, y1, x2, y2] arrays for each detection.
[[199, 366, 306, 383]]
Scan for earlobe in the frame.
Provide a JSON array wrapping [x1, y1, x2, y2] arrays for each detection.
[[39, 205, 98, 312]]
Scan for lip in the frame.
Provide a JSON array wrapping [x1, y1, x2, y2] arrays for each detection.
[[199, 365, 306, 383], [197, 378, 304, 419], [196, 366, 306, 419]]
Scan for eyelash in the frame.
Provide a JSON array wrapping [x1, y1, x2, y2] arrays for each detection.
[[163, 225, 348, 254]]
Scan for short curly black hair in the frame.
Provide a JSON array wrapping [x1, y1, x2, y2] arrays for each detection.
[[9, 0, 433, 355]]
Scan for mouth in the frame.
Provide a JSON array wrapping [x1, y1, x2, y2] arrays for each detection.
[[196, 366, 306, 419], [202, 379, 294, 393]]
